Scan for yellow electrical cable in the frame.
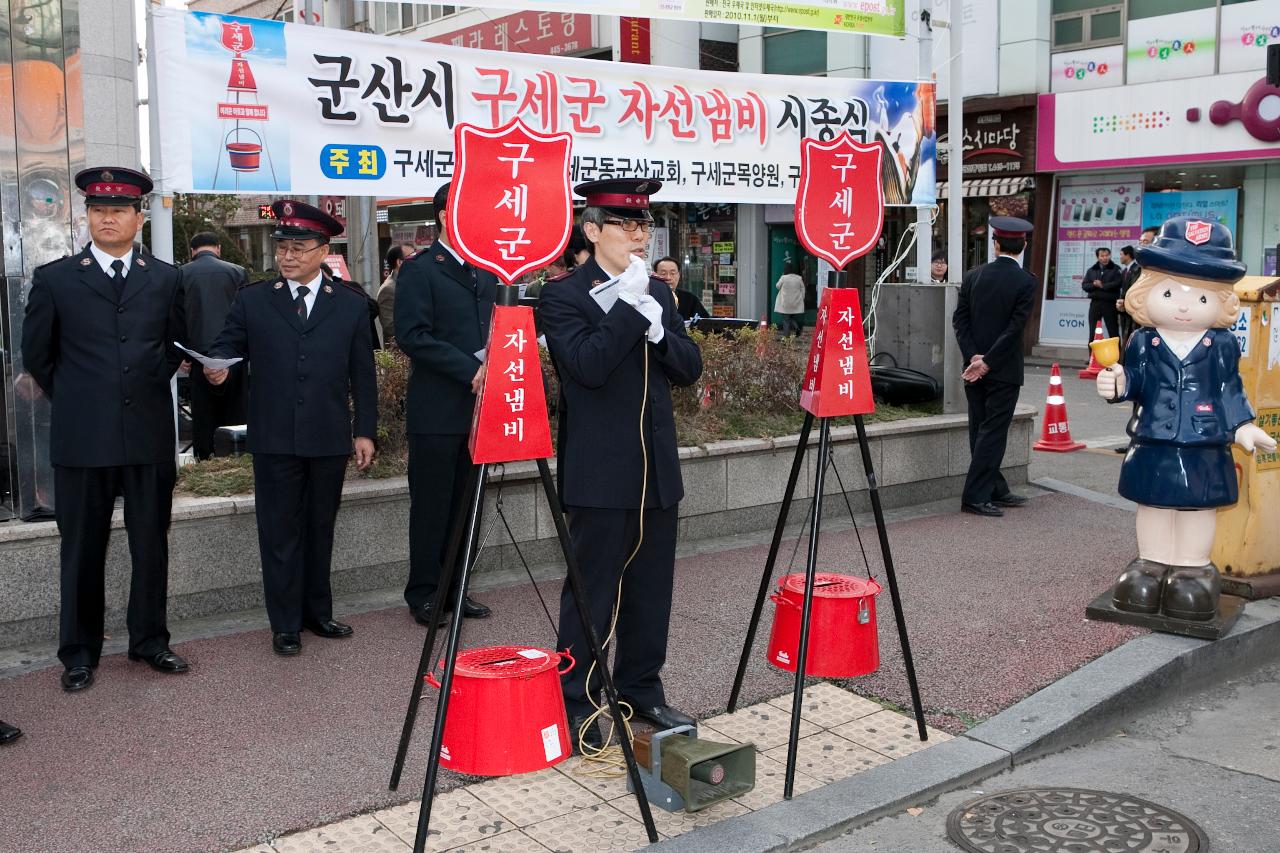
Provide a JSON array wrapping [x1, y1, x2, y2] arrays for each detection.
[[575, 335, 651, 778]]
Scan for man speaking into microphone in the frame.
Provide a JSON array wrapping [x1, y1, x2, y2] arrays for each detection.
[[538, 179, 703, 751]]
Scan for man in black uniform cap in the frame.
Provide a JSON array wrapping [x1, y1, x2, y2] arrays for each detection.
[[394, 181, 497, 627], [952, 216, 1037, 517], [181, 232, 249, 460], [21, 166, 190, 691], [539, 179, 703, 750], [204, 200, 377, 656]]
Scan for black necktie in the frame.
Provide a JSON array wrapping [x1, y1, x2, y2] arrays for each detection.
[[294, 285, 310, 323], [111, 259, 125, 300]]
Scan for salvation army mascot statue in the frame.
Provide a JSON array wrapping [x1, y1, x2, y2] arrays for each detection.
[[1096, 217, 1277, 621]]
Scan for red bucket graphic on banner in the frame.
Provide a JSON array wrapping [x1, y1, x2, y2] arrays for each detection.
[[799, 288, 875, 418], [220, 21, 255, 56], [470, 305, 554, 464], [794, 133, 885, 270], [447, 120, 573, 284]]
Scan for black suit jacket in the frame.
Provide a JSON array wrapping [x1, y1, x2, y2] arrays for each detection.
[[21, 245, 185, 467], [181, 251, 248, 352], [1119, 262, 1141, 298], [394, 240, 498, 436], [210, 276, 376, 456], [674, 288, 710, 320], [539, 258, 703, 510], [952, 256, 1036, 387]]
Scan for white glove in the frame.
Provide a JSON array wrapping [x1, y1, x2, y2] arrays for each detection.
[[616, 254, 650, 301], [1096, 365, 1126, 400], [630, 293, 665, 343]]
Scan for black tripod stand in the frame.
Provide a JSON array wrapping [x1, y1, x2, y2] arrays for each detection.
[[726, 410, 928, 797], [388, 459, 660, 851]]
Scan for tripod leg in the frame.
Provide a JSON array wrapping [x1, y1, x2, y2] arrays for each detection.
[[389, 464, 481, 791], [785, 417, 831, 799], [412, 465, 488, 853], [853, 415, 927, 741], [728, 411, 815, 712], [536, 459, 660, 844]]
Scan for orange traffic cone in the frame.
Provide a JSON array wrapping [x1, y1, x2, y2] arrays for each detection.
[[1078, 321, 1106, 379], [1034, 364, 1086, 453]]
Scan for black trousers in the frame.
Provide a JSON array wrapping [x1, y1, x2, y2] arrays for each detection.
[[405, 433, 482, 609], [251, 453, 347, 633], [1087, 299, 1120, 344], [557, 504, 678, 718], [189, 366, 247, 460], [54, 462, 176, 669], [962, 379, 1020, 506]]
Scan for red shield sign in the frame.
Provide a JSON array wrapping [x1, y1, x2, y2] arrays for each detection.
[[447, 120, 573, 284], [794, 133, 885, 270], [1185, 220, 1212, 246], [220, 21, 255, 55]]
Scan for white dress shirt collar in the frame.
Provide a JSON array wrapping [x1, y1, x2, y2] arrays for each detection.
[[439, 240, 464, 266], [89, 242, 133, 277], [287, 271, 323, 316]]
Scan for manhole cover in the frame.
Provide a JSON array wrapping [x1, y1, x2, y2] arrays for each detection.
[[946, 788, 1208, 853]]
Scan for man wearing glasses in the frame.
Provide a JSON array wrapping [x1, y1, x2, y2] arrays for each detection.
[[539, 179, 703, 751], [204, 200, 377, 656]]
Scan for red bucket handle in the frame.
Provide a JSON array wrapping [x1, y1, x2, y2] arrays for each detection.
[[424, 671, 441, 689], [557, 649, 576, 676]]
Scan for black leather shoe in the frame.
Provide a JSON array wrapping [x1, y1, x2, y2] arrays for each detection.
[[1161, 564, 1221, 622], [303, 619, 353, 638], [991, 493, 1028, 508], [961, 501, 1004, 517], [1112, 559, 1170, 614], [624, 700, 695, 731], [459, 596, 492, 619], [412, 602, 448, 627], [0, 720, 23, 744], [61, 665, 94, 692], [272, 632, 302, 656], [128, 649, 190, 674], [567, 715, 604, 753]]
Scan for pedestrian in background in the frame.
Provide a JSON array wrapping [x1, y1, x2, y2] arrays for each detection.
[[1082, 246, 1122, 342], [205, 200, 377, 657], [653, 256, 709, 320], [21, 166, 190, 691], [377, 243, 415, 344], [773, 264, 805, 336], [182, 231, 249, 460], [952, 216, 1036, 518], [929, 249, 948, 282], [1116, 244, 1140, 346]]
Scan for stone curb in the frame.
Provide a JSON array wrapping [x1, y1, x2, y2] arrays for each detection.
[[653, 598, 1280, 852]]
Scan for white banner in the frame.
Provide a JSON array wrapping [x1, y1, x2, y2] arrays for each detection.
[[1125, 8, 1217, 85], [151, 7, 936, 205], [1219, 0, 1280, 74]]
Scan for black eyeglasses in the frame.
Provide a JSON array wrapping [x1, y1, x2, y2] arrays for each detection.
[[602, 218, 654, 234]]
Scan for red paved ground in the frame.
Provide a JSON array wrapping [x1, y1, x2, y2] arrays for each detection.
[[0, 492, 1140, 853]]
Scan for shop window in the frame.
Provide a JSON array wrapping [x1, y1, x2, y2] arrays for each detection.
[[1051, 2, 1124, 49], [1127, 0, 1215, 19], [763, 29, 827, 76]]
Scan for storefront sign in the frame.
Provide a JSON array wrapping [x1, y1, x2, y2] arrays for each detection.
[[619, 17, 650, 64], [1125, 8, 1217, 85], [1040, 175, 1143, 346], [1255, 406, 1280, 471], [152, 8, 936, 204], [427, 12, 592, 57], [712, 241, 734, 253], [1049, 45, 1123, 93], [1142, 189, 1239, 236], [391, 0, 904, 36], [1220, 0, 1280, 74], [1038, 71, 1280, 171], [938, 104, 1035, 178]]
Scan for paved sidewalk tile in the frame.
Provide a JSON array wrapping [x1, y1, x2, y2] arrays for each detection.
[[469, 766, 604, 826], [554, 754, 633, 800], [831, 709, 954, 759], [766, 681, 884, 727], [230, 846, 276, 853], [701, 704, 820, 750], [762, 731, 892, 784], [374, 788, 512, 850], [443, 830, 552, 851], [731, 754, 825, 811], [608, 792, 750, 837], [523, 802, 655, 851], [273, 814, 409, 853]]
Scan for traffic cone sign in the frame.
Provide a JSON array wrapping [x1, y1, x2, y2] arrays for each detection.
[[1034, 364, 1086, 453], [1078, 321, 1106, 379]]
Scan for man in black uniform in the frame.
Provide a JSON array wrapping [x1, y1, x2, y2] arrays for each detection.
[[952, 216, 1036, 518], [181, 232, 249, 460], [394, 181, 497, 627], [1082, 246, 1122, 343], [539, 179, 703, 750], [204, 200, 377, 656], [21, 166, 190, 691]]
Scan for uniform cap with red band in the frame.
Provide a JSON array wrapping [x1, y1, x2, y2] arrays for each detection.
[[75, 166, 153, 206], [574, 178, 663, 223], [989, 215, 1034, 239], [270, 199, 344, 240]]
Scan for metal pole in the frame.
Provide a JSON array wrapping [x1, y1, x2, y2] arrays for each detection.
[[784, 416, 832, 799], [728, 410, 815, 712], [143, 5, 172, 264], [389, 464, 480, 791], [915, 9, 933, 284], [536, 459, 660, 844], [942, 0, 965, 413], [852, 415, 928, 740], [413, 464, 488, 853]]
